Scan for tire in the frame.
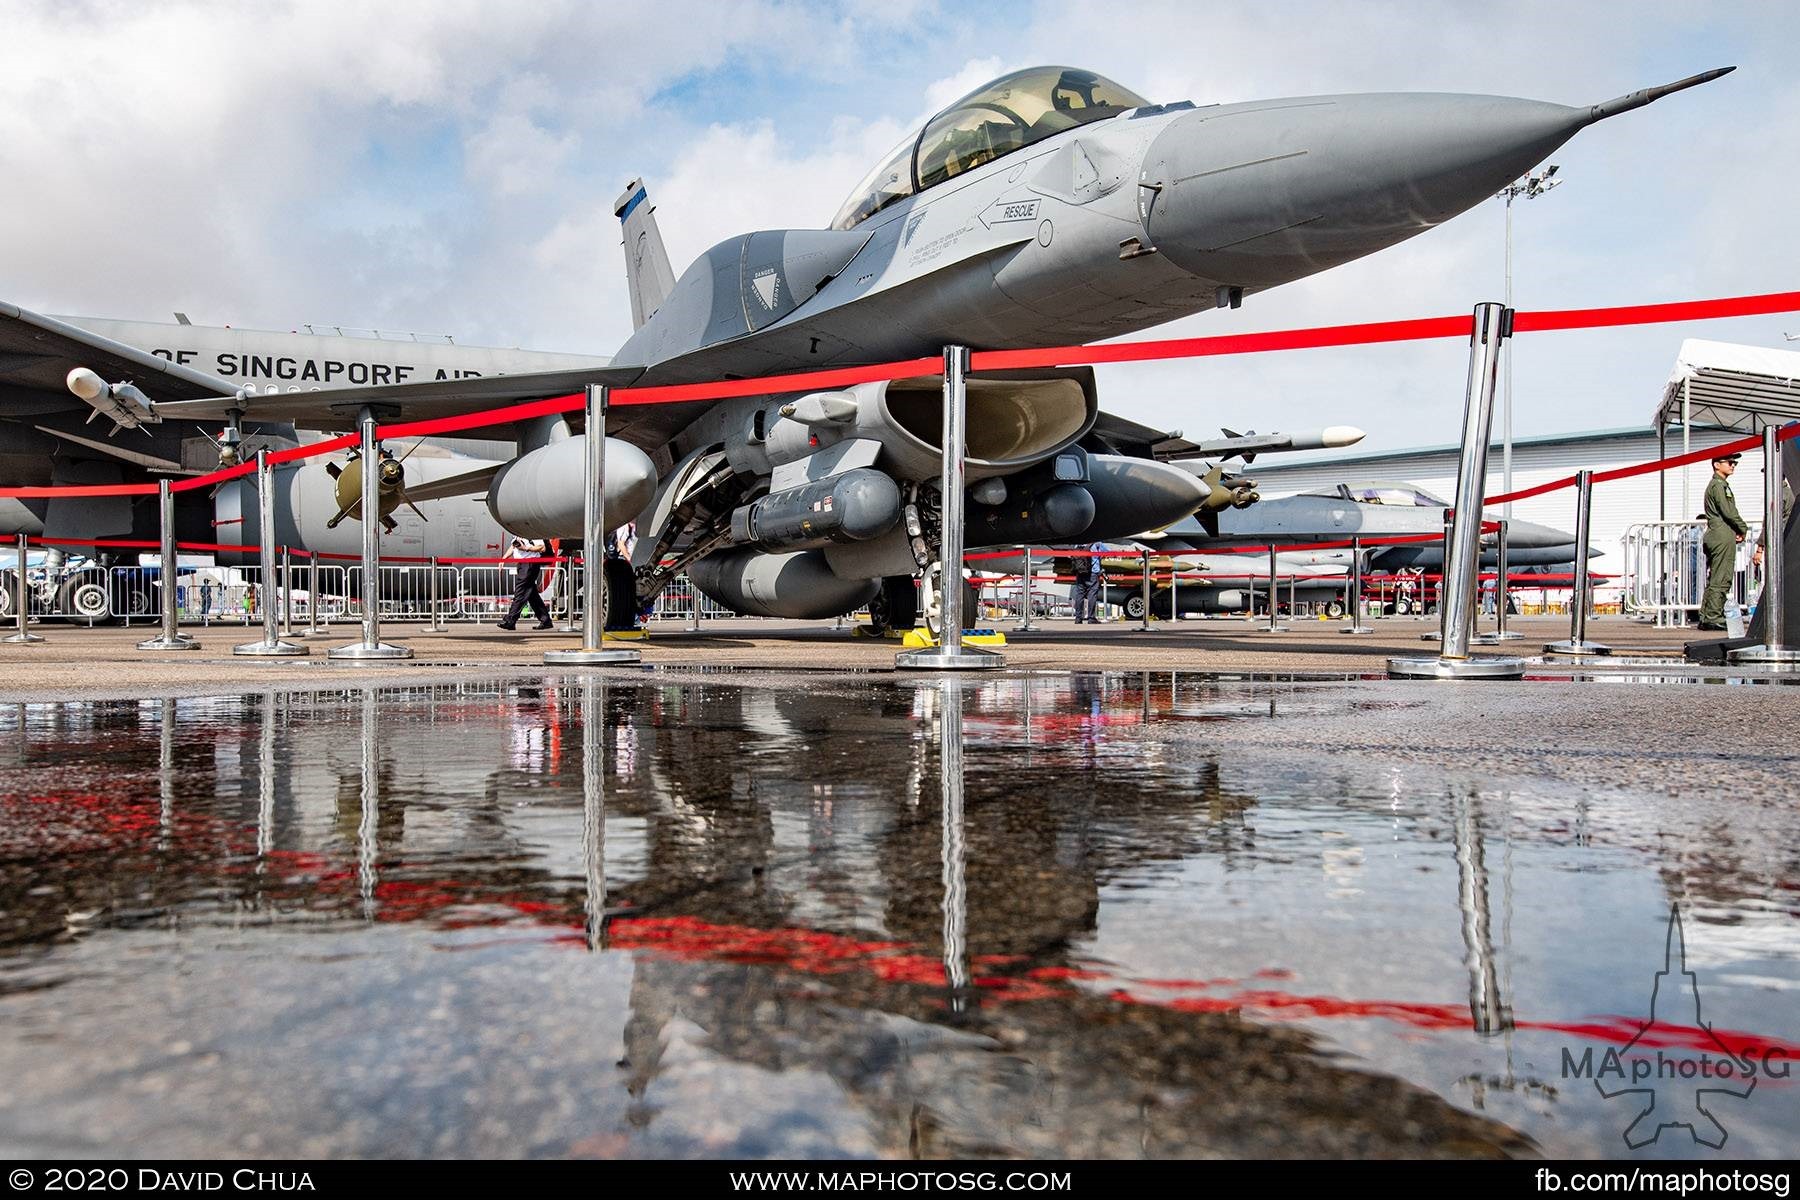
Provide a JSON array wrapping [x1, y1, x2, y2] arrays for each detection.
[[59, 571, 115, 626], [1325, 600, 1346, 619], [1124, 593, 1146, 620], [869, 575, 919, 634], [603, 557, 638, 629], [1395, 597, 1413, 615], [116, 581, 154, 618], [0, 571, 18, 621]]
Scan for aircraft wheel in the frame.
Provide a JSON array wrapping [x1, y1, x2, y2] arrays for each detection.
[[116, 581, 154, 618], [1325, 599, 1347, 619], [1124, 593, 1147, 620], [59, 571, 115, 626], [602, 557, 638, 628], [869, 575, 918, 635], [1394, 596, 1413, 615], [0, 570, 19, 620]]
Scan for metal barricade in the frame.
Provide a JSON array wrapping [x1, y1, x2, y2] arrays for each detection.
[[1622, 520, 1763, 628]]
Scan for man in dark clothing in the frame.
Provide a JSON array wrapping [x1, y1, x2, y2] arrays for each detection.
[[499, 537, 554, 630], [1698, 452, 1748, 630], [1069, 541, 1107, 624]]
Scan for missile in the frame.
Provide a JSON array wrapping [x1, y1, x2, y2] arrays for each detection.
[[66, 367, 160, 435], [1168, 426, 1365, 462]]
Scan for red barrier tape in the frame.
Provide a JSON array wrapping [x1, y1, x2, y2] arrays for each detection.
[[3, 483, 158, 498]]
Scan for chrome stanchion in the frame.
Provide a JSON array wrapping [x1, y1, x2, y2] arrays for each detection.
[[427, 555, 445, 633], [305, 552, 321, 637], [4, 532, 44, 644], [137, 480, 197, 651], [330, 410, 412, 660], [898, 346, 1002, 669], [548, 385, 640, 665], [1168, 552, 1180, 623], [280, 546, 296, 639], [237, 450, 307, 656], [1135, 548, 1155, 631], [1545, 470, 1611, 658], [1390, 303, 1525, 678], [1258, 545, 1288, 633], [1342, 536, 1374, 634], [1732, 426, 1800, 667], [1014, 545, 1038, 631], [1490, 520, 1522, 641]]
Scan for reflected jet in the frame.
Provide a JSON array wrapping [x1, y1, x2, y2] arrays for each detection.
[[20, 63, 1730, 625]]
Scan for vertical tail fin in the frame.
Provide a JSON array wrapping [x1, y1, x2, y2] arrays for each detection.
[[614, 177, 676, 330]]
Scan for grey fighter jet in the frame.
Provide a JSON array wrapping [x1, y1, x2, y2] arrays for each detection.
[[99, 65, 1739, 624]]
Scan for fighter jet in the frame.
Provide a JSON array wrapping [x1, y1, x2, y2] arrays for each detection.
[[31, 63, 1735, 626]]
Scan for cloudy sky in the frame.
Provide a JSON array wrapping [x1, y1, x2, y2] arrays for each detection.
[[3, 0, 1795, 462]]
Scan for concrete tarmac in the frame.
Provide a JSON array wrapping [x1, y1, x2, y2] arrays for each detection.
[[0, 613, 1761, 702]]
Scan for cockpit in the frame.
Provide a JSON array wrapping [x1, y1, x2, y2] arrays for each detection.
[[1321, 481, 1451, 507], [829, 66, 1151, 231]]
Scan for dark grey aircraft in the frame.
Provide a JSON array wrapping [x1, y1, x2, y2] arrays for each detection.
[[17, 64, 1731, 625]]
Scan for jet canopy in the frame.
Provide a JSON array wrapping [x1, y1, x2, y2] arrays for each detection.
[[1326, 481, 1451, 507], [830, 66, 1150, 231]]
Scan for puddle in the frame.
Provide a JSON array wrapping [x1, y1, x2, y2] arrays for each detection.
[[0, 675, 1794, 1159]]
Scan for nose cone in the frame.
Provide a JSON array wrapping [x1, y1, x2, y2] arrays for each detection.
[[1143, 92, 1585, 289], [1082, 454, 1214, 542], [605, 438, 658, 525], [1505, 518, 1577, 550]]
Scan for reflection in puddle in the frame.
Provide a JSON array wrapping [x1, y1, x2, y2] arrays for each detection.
[[0, 675, 1795, 1159]]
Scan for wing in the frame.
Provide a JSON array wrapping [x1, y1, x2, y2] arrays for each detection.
[[148, 362, 699, 448], [402, 461, 502, 504], [0, 300, 239, 410]]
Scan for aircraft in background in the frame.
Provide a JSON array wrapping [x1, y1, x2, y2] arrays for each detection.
[[9, 63, 1730, 627]]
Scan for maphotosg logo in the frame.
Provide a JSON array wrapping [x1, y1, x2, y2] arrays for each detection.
[[1560, 905, 1791, 1149]]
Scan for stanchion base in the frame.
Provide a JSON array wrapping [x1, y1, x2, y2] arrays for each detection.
[[1543, 640, 1612, 658], [1728, 645, 1800, 666], [328, 641, 414, 660], [1387, 655, 1527, 679], [5, 631, 47, 644], [1488, 630, 1525, 641], [1014, 622, 1038, 633], [136, 635, 198, 651], [544, 647, 642, 665], [234, 639, 309, 657], [1254, 625, 1289, 634], [1341, 625, 1375, 635], [895, 647, 1005, 670]]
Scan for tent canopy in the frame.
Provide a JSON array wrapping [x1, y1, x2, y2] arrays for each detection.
[[1655, 338, 1800, 433]]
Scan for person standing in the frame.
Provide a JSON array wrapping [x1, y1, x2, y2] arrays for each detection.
[[498, 537, 554, 630], [1698, 451, 1748, 631], [1070, 541, 1107, 624]]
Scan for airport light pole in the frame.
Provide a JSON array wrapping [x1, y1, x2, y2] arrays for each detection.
[[1497, 165, 1561, 518]]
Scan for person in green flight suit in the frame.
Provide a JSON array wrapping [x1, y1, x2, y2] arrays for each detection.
[[1698, 451, 1748, 631]]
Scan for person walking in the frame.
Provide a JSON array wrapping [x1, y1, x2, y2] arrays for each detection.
[[1698, 451, 1749, 631], [498, 537, 554, 630], [1070, 541, 1106, 624]]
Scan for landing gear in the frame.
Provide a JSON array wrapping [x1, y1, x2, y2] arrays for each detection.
[[868, 575, 919, 636], [0, 570, 19, 621], [1325, 599, 1347, 619], [1124, 592, 1147, 621], [919, 566, 981, 635], [58, 570, 113, 626]]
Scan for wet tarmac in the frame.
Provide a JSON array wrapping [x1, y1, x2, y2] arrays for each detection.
[[0, 673, 1795, 1159]]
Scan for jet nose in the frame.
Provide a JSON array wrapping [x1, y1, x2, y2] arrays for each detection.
[[1506, 518, 1577, 549], [1142, 92, 1585, 289]]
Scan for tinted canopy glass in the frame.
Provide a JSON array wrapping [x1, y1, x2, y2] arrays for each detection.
[[830, 66, 1149, 231]]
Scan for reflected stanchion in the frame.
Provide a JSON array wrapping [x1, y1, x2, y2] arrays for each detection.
[[330, 411, 412, 660], [1257, 545, 1288, 633], [1454, 792, 1515, 1035], [1544, 470, 1612, 658], [158, 697, 175, 850], [1389, 303, 1525, 679], [236, 450, 307, 656], [937, 681, 969, 1012], [898, 346, 1001, 670], [5, 533, 44, 644], [137, 481, 197, 651], [1732, 424, 1800, 667], [1014, 545, 1038, 632], [548, 385, 641, 666], [358, 686, 379, 919], [1342, 536, 1374, 634], [257, 690, 276, 860], [583, 673, 609, 951]]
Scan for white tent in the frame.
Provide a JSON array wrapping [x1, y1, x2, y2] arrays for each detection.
[[1653, 339, 1800, 521]]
